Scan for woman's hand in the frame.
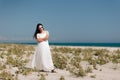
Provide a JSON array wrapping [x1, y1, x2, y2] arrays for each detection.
[[37, 38, 44, 42]]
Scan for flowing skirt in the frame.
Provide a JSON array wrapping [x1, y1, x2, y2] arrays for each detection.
[[32, 41, 54, 71]]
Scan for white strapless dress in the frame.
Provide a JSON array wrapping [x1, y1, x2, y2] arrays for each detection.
[[32, 31, 54, 71]]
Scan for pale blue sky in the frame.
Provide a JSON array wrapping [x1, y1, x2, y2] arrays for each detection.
[[0, 0, 120, 43]]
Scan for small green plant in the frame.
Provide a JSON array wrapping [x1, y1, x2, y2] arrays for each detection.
[[0, 52, 4, 58], [111, 50, 120, 63], [0, 70, 18, 80], [18, 67, 33, 75], [53, 47, 74, 53], [39, 74, 46, 80], [0, 63, 6, 70], [60, 75, 65, 80], [85, 66, 92, 73], [88, 58, 97, 69], [90, 74, 96, 78], [68, 65, 86, 77], [7, 56, 29, 67], [68, 60, 86, 77], [52, 53, 67, 69]]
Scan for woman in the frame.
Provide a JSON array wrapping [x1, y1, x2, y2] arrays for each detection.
[[32, 23, 55, 72]]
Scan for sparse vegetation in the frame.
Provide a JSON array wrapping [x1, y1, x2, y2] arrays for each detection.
[[85, 66, 92, 73], [60, 75, 65, 80], [90, 74, 96, 78], [0, 44, 120, 79], [0, 70, 18, 80], [0, 44, 34, 80], [39, 74, 46, 80], [52, 53, 67, 69], [51, 46, 120, 77]]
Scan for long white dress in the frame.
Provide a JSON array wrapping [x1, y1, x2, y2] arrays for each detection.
[[32, 31, 54, 71]]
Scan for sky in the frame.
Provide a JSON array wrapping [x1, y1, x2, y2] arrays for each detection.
[[0, 0, 120, 43]]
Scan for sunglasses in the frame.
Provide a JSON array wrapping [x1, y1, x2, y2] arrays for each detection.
[[39, 27, 43, 29]]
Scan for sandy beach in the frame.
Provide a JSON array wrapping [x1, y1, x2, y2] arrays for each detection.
[[0, 44, 120, 80]]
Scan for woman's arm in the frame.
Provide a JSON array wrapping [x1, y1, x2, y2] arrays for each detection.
[[37, 38, 44, 42], [42, 31, 49, 41], [37, 31, 49, 42]]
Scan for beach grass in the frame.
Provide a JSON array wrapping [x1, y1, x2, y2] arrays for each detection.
[[0, 44, 120, 80], [51, 46, 120, 77]]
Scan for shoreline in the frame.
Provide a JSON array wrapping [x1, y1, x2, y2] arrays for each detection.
[[1, 43, 120, 51]]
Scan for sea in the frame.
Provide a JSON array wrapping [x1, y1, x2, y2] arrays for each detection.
[[20, 42, 120, 47]]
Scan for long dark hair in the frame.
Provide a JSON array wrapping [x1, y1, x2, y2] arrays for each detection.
[[33, 23, 44, 39]]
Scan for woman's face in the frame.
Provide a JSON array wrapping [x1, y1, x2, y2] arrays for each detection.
[[39, 25, 43, 31]]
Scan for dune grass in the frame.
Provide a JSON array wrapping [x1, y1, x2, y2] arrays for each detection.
[[0, 44, 34, 79], [51, 46, 120, 77], [0, 44, 120, 79]]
